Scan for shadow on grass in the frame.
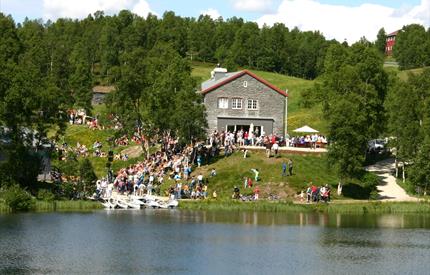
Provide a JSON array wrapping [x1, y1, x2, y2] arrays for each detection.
[[342, 183, 373, 200]]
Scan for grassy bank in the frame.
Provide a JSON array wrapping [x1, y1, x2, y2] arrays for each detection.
[[179, 199, 430, 214], [0, 200, 103, 213]]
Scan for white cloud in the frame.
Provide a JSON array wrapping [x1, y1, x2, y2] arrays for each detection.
[[43, 0, 155, 20], [233, 0, 275, 13], [256, 0, 430, 44], [200, 8, 221, 20]]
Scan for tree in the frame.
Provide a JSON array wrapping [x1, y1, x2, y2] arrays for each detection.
[[394, 24, 430, 69], [322, 43, 388, 183], [107, 43, 206, 155], [374, 28, 386, 54], [69, 41, 93, 113], [78, 159, 97, 195], [230, 22, 259, 67]]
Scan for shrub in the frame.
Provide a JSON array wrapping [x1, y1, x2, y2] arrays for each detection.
[[37, 189, 55, 202], [0, 184, 34, 211]]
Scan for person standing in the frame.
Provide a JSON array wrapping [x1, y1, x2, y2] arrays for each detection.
[[265, 138, 271, 158], [272, 141, 279, 157], [282, 162, 287, 176], [253, 186, 260, 200], [288, 159, 293, 176]]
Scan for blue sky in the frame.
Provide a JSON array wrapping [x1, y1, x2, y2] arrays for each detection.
[[1, 0, 428, 43]]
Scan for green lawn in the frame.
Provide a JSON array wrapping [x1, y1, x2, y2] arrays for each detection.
[[166, 150, 338, 199], [50, 120, 149, 178]]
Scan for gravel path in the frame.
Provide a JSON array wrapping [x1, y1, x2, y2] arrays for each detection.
[[366, 158, 419, 202]]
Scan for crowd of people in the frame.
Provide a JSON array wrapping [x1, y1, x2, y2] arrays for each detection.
[[207, 130, 328, 152], [108, 138, 220, 200]]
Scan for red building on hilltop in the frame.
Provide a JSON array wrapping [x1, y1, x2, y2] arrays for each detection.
[[385, 30, 399, 55]]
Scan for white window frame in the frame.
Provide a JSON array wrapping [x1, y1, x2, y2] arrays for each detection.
[[243, 81, 248, 88], [247, 99, 258, 110], [232, 98, 243, 109], [218, 97, 228, 109]]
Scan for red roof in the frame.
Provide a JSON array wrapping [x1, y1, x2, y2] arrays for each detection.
[[387, 30, 399, 37], [201, 70, 288, 97]]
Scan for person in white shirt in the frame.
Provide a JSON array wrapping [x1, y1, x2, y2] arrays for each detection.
[[272, 142, 279, 157]]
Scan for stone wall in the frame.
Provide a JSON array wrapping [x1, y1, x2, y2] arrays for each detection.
[[203, 74, 286, 134]]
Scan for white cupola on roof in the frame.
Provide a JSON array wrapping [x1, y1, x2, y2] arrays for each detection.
[[211, 67, 228, 80]]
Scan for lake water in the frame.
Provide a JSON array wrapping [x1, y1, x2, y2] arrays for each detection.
[[1, 210, 430, 274]]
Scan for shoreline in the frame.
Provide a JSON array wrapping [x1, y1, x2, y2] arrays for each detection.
[[1, 199, 429, 214], [178, 199, 430, 214]]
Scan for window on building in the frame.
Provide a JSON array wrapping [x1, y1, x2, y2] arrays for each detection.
[[232, 98, 242, 109], [218, 97, 228, 109], [247, 99, 258, 110], [243, 81, 248, 87]]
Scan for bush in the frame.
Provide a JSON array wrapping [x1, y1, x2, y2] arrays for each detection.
[[37, 189, 55, 202], [0, 184, 34, 211], [361, 172, 380, 190]]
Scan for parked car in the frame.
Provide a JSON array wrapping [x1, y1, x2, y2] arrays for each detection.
[[368, 139, 386, 152]]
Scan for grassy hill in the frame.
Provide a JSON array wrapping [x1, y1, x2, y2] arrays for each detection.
[[160, 150, 338, 200], [191, 61, 327, 133]]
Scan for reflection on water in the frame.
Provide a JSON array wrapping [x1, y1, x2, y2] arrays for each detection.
[[153, 210, 430, 229], [1, 210, 430, 274]]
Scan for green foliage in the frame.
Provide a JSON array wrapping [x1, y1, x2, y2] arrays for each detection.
[[0, 143, 42, 191], [78, 158, 97, 194], [108, 43, 206, 146], [386, 68, 430, 191], [0, 184, 34, 211], [374, 28, 386, 54], [394, 24, 430, 70], [341, 172, 380, 200], [321, 43, 388, 180], [37, 189, 55, 202]]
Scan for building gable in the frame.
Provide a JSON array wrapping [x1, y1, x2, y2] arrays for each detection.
[[201, 70, 288, 97]]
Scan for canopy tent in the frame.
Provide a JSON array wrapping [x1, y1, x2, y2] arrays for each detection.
[[293, 125, 319, 133]]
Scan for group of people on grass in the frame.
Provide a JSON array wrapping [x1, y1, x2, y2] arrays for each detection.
[[304, 184, 331, 203], [109, 138, 221, 201]]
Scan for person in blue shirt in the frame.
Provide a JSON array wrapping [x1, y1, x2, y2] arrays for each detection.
[[282, 162, 287, 176]]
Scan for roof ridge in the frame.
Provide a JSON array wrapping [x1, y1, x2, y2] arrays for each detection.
[[201, 70, 288, 97]]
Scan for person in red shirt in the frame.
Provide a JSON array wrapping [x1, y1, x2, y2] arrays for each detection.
[[271, 135, 276, 145], [253, 186, 260, 200]]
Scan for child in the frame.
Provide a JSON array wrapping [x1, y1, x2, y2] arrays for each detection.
[[210, 168, 217, 177], [247, 177, 253, 188]]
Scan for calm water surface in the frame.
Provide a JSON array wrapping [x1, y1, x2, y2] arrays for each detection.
[[1, 210, 430, 274]]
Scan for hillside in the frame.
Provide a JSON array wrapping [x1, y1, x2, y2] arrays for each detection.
[[160, 150, 338, 200], [191, 61, 327, 134]]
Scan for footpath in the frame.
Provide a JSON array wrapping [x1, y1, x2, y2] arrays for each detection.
[[366, 158, 419, 202]]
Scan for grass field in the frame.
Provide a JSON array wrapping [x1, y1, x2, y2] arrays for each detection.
[[160, 150, 338, 199]]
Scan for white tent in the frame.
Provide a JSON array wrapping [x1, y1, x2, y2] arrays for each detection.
[[293, 125, 319, 133]]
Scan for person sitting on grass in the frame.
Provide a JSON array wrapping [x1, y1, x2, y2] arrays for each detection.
[[232, 186, 240, 199], [210, 168, 217, 177], [212, 190, 217, 199]]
